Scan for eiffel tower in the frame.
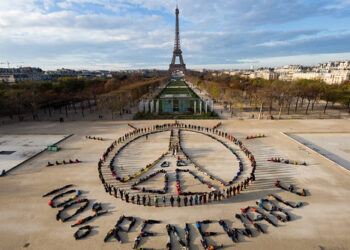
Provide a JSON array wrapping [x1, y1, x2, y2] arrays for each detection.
[[169, 5, 186, 73]]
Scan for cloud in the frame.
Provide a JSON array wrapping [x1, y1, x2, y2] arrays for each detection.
[[0, 0, 349, 69]]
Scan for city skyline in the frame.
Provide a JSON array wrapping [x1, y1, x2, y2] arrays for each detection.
[[1, 0, 350, 70]]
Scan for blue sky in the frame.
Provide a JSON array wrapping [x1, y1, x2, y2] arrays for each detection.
[[0, 0, 350, 70]]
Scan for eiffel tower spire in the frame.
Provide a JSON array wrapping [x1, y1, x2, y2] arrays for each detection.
[[169, 5, 186, 73]]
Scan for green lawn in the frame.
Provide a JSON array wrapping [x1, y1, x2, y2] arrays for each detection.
[[161, 88, 192, 95], [134, 112, 219, 120], [157, 81, 199, 98], [167, 81, 188, 87]]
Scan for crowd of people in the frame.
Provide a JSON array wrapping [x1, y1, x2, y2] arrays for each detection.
[[131, 169, 169, 194], [219, 219, 240, 243], [175, 168, 213, 195], [178, 129, 252, 187], [269, 194, 303, 208], [269, 157, 307, 166], [40, 121, 311, 248], [85, 136, 104, 141], [41, 179, 308, 247], [43, 184, 106, 240], [246, 193, 300, 225], [166, 223, 189, 249], [99, 129, 168, 183], [128, 123, 137, 130], [43, 184, 74, 197], [47, 159, 80, 167], [75, 212, 108, 230], [100, 175, 255, 208], [177, 129, 227, 186], [195, 220, 223, 250], [48, 189, 81, 208], [255, 200, 291, 222], [56, 198, 89, 222], [104, 215, 138, 244], [74, 225, 92, 240], [212, 122, 222, 130], [274, 180, 308, 196], [225, 188, 306, 242], [133, 219, 161, 249], [246, 134, 265, 140], [97, 121, 258, 207]]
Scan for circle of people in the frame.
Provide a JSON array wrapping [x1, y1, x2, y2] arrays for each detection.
[[97, 122, 257, 207]]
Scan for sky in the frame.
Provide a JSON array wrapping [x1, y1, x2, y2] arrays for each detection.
[[0, 0, 350, 70]]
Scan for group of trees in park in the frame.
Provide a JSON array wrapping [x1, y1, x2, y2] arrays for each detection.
[[2, 69, 349, 121], [96, 74, 167, 119], [0, 72, 167, 120], [0, 77, 106, 119], [187, 72, 350, 118]]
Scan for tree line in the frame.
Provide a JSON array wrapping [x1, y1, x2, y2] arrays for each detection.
[[186, 72, 350, 118], [0, 72, 167, 120]]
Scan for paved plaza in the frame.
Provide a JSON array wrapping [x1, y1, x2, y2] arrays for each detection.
[[0, 134, 68, 173], [288, 133, 350, 171], [0, 119, 349, 250]]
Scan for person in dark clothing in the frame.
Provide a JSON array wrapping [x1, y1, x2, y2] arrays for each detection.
[[170, 196, 174, 207], [251, 173, 255, 181], [189, 196, 193, 206], [177, 196, 181, 207], [137, 195, 140, 205], [133, 235, 141, 249], [184, 196, 188, 206], [208, 192, 212, 202], [202, 232, 217, 237], [298, 189, 307, 196], [142, 195, 146, 206], [74, 225, 92, 240]]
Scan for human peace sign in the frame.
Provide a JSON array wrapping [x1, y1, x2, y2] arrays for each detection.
[[97, 122, 257, 207]]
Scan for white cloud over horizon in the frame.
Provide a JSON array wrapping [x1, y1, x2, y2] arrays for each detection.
[[0, 0, 350, 70]]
